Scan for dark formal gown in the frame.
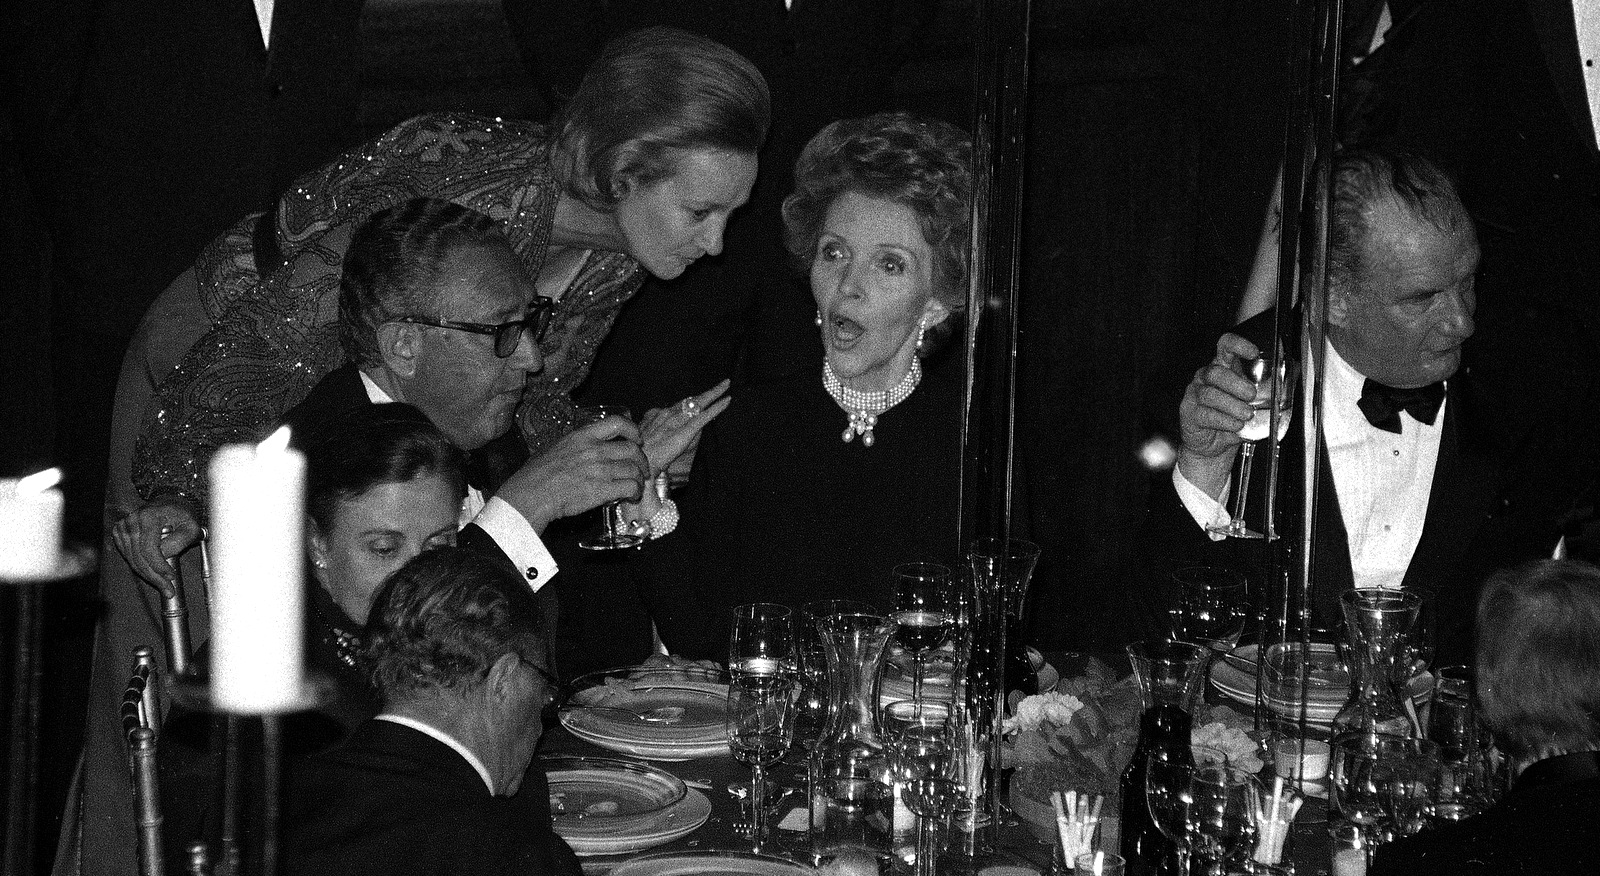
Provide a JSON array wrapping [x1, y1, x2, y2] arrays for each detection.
[[637, 351, 964, 661], [1370, 751, 1600, 875], [283, 719, 580, 876]]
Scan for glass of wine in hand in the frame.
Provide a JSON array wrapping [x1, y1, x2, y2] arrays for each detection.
[[891, 563, 955, 702], [573, 405, 644, 551], [1207, 353, 1295, 540], [726, 603, 799, 851]]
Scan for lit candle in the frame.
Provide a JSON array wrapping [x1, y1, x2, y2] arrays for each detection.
[[0, 468, 64, 579], [209, 427, 306, 713]]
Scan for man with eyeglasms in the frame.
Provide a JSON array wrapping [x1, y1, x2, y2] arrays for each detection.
[[282, 546, 578, 876], [1144, 147, 1600, 663]]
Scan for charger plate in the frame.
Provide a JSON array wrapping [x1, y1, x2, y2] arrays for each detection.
[[561, 666, 730, 761], [1210, 643, 1432, 726], [606, 850, 815, 876], [550, 786, 713, 856], [546, 755, 687, 828]]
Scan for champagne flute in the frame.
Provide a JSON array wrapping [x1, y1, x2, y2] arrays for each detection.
[[727, 603, 798, 851], [891, 563, 955, 703], [573, 404, 644, 551], [1208, 353, 1294, 540]]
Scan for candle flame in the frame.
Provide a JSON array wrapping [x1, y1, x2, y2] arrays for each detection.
[[17, 467, 62, 494], [258, 425, 292, 454], [1092, 852, 1104, 876]]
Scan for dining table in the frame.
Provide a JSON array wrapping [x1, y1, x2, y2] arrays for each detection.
[[539, 652, 1343, 876]]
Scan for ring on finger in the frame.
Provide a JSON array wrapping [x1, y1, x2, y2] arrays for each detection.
[[681, 397, 700, 417]]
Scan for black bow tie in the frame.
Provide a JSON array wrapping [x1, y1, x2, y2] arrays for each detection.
[[1358, 379, 1445, 434]]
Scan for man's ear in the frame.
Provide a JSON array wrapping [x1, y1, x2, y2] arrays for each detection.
[[376, 322, 419, 378], [1326, 278, 1357, 329], [486, 652, 522, 710]]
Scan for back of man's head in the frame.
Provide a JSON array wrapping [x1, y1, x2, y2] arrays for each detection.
[[1476, 559, 1600, 763], [338, 198, 507, 368], [363, 546, 546, 706], [1325, 147, 1469, 294]]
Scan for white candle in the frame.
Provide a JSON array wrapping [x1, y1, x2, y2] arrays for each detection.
[[209, 427, 306, 713], [0, 468, 64, 579]]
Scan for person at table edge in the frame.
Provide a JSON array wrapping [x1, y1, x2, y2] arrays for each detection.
[[1141, 146, 1600, 663], [1371, 558, 1600, 875], [283, 546, 578, 876]]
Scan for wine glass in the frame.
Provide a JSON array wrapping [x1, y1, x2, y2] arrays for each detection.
[[1330, 732, 1424, 861], [1146, 758, 1259, 876], [891, 563, 955, 702], [573, 405, 644, 551], [1208, 353, 1295, 540], [884, 700, 962, 876], [1168, 566, 1249, 654], [726, 603, 798, 851]]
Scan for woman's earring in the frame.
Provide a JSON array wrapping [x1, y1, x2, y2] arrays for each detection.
[[915, 317, 928, 351], [815, 310, 824, 328]]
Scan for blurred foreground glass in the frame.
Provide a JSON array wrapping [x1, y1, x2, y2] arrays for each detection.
[[1145, 759, 1261, 876], [810, 611, 894, 867], [1120, 640, 1209, 873], [1329, 733, 1439, 862], [883, 700, 962, 876]]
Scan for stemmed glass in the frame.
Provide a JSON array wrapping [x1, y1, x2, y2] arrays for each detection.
[[726, 603, 798, 851], [891, 563, 955, 703], [1168, 566, 1249, 654], [884, 700, 963, 876], [573, 405, 644, 551], [1207, 353, 1295, 540], [1329, 733, 1437, 861], [1146, 759, 1260, 876]]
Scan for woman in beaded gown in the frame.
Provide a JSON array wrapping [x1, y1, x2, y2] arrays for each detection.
[[159, 403, 467, 858], [625, 112, 973, 660], [114, 25, 768, 577]]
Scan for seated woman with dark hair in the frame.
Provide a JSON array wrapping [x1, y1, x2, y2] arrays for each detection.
[[1372, 558, 1600, 875], [160, 404, 466, 854], [622, 111, 973, 660]]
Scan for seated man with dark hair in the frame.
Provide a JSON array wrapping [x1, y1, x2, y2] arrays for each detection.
[[283, 546, 579, 876], [1372, 558, 1600, 875]]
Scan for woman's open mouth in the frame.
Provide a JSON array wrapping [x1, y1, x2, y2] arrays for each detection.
[[829, 314, 864, 347]]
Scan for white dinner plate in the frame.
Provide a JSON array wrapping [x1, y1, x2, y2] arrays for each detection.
[[546, 755, 687, 830], [560, 671, 730, 760], [1210, 643, 1431, 727], [606, 850, 815, 876], [553, 788, 712, 856]]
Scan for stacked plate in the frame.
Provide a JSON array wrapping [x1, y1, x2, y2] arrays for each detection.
[[560, 666, 730, 761], [545, 756, 712, 856], [878, 650, 957, 706], [607, 850, 816, 876], [1209, 642, 1432, 727]]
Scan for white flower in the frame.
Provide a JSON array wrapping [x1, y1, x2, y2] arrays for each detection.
[[1191, 721, 1265, 774], [1003, 691, 1086, 735]]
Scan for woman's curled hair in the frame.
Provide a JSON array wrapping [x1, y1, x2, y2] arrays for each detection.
[[301, 403, 467, 536], [782, 112, 973, 352]]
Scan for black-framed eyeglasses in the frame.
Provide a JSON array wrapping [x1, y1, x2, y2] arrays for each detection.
[[520, 655, 562, 730], [398, 296, 554, 358]]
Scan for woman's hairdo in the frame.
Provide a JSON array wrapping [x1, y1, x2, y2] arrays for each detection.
[[364, 547, 547, 700], [553, 26, 770, 210], [1476, 559, 1600, 761], [339, 197, 511, 368], [781, 112, 973, 353], [300, 403, 467, 536]]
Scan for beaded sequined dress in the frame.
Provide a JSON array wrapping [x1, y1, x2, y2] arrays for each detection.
[[132, 112, 645, 506]]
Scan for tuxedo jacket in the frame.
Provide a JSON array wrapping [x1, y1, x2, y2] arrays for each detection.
[[1370, 751, 1600, 875], [280, 365, 561, 644], [284, 720, 580, 876], [1141, 305, 1600, 663]]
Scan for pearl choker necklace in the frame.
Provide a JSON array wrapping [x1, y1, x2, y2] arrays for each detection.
[[823, 359, 922, 447]]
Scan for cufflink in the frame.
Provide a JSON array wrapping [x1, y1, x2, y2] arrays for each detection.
[[526, 567, 540, 580]]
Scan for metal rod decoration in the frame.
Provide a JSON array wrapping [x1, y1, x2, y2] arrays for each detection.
[[960, 0, 1031, 856], [1252, 0, 1343, 742], [162, 578, 194, 678], [130, 727, 166, 876]]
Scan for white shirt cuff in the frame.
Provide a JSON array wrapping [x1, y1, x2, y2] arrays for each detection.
[[472, 496, 559, 591], [1172, 464, 1232, 543]]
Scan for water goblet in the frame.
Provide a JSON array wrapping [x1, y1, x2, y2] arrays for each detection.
[[727, 603, 798, 851], [884, 700, 962, 876], [1207, 352, 1295, 540], [1168, 566, 1249, 654], [891, 563, 955, 702], [573, 405, 644, 551]]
